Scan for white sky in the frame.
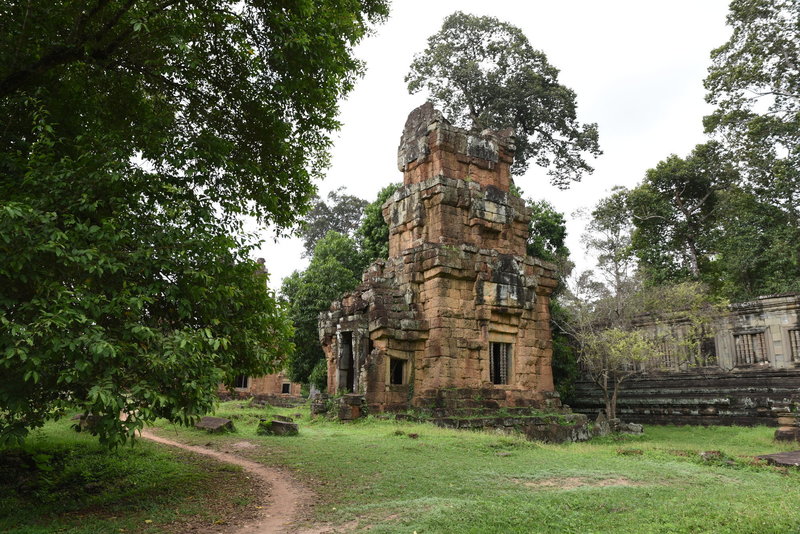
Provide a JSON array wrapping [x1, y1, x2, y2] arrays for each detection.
[[255, 0, 733, 291]]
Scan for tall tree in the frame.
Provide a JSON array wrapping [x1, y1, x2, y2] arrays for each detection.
[[715, 186, 799, 300], [582, 187, 637, 317], [281, 232, 368, 387], [406, 11, 601, 187], [298, 187, 368, 257], [704, 0, 800, 272], [0, 0, 389, 446], [628, 142, 737, 286]]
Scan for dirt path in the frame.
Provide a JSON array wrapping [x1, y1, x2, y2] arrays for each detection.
[[140, 428, 314, 534]]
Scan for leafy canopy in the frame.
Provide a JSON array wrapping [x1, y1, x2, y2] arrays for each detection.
[[356, 182, 402, 262], [406, 11, 601, 186], [628, 142, 737, 286], [297, 187, 368, 257], [0, 0, 388, 446], [704, 0, 799, 225]]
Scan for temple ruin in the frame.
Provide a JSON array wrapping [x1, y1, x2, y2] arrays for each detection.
[[319, 103, 560, 413], [574, 293, 800, 426]]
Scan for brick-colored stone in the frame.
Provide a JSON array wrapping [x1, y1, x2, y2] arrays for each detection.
[[320, 105, 558, 413]]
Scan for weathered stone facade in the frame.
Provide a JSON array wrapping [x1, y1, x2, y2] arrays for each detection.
[[573, 293, 800, 425], [319, 103, 558, 413], [217, 372, 302, 401], [633, 293, 800, 372]]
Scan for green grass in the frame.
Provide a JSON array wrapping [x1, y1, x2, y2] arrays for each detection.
[[7, 404, 800, 534], [0, 418, 258, 534], [152, 402, 800, 534]]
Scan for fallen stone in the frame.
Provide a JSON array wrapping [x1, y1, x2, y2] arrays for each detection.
[[757, 450, 800, 467], [195, 416, 234, 434], [257, 420, 299, 436]]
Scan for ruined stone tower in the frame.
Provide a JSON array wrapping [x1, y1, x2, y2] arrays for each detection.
[[319, 103, 559, 412]]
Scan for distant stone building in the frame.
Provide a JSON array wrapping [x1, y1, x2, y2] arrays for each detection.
[[319, 103, 560, 413], [573, 293, 800, 425], [218, 372, 302, 402]]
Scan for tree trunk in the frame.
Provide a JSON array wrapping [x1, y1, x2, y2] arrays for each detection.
[[686, 237, 701, 279], [610, 385, 619, 420], [602, 373, 613, 419]]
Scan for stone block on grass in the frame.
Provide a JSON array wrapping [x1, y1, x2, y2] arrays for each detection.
[[195, 416, 235, 434], [257, 420, 299, 436]]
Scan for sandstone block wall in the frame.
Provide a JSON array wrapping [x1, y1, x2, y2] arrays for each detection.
[[320, 103, 558, 413]]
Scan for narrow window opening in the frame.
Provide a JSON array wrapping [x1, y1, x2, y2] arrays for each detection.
[[389, 358, 406, 385], [733, 332, 767, 366], [660, 340, 674, 369], [281, 383, 291, 394], [789, 330, 800, 362], [234, 375, 249, 389], [489, 342, 511, 385]]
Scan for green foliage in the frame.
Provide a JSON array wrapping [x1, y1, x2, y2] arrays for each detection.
[[703, 0, 800, 294], [549, 299, 578, 404], [0, 0, 389, 446], [704, 0, 799, 219], [715, 187, 800, 300], [357, 182, 402, 262], [308, 359, 329, 391], [582, 187, 636, 302], [624, 140, 797, 299], [281, 232, 369, 384], [406, 11, 601, 186], [298, 187, 369, 257], [526, 199, 570, 264], [628, 142, 737, 287]]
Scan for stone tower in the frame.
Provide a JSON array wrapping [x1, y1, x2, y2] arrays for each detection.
[[319, 103, 559, 412]]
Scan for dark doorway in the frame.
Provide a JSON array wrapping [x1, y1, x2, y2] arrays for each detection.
[[339, 332, 355, 393]]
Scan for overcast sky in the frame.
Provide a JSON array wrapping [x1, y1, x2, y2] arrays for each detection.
[[256, 0, 733, 291]]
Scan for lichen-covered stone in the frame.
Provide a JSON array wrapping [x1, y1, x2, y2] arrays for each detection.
[[257, 420, 299, 436]]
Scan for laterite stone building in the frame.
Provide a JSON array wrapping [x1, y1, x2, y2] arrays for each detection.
[[319, 103, 560, 412]]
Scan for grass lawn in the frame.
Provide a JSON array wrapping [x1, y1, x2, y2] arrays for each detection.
[[6, 403, 800, 534], [0, 418, 261, 534], [152, 402, 800, 534]]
